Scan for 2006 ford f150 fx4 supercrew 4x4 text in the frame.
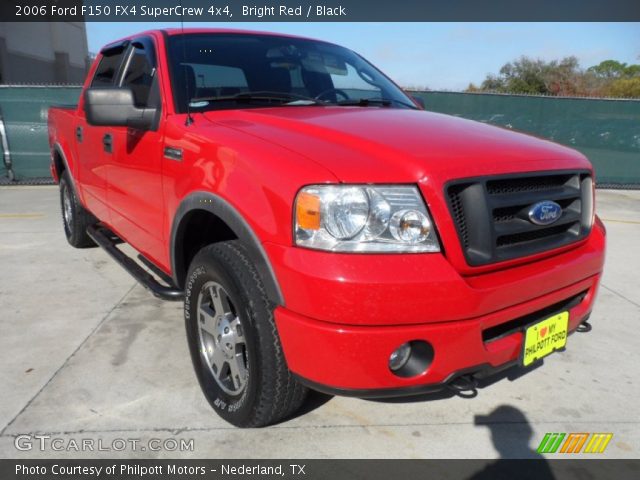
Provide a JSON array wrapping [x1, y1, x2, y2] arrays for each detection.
[[48, 29, 605, 427]]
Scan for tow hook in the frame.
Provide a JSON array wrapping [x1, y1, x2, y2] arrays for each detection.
[[576, 320, 592, 333], [447, 375, 478, 398]]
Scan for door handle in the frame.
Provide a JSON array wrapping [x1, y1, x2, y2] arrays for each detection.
[[102, 133, 113, 153], [75, 126, 83, 143]]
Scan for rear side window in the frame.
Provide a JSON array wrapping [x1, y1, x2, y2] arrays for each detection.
[[121, 44, 158, 108], [91, 46, 126, 87]]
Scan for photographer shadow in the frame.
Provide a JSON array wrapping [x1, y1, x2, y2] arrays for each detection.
[[469, 405, 556, 479]]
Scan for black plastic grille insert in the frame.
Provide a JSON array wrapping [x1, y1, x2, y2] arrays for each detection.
[[446, 171, 593, 266]]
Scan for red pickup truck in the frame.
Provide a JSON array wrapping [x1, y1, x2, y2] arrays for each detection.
[[48, 29, 605, 427]]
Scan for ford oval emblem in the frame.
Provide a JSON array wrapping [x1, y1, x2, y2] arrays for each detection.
[[528, 201, 562, 226]]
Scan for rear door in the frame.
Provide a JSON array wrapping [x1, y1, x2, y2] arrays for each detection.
[[76, 43, 128, 221], [105, 36, 166, 265]]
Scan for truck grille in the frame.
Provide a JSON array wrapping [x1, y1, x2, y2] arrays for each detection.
[[446, 171, 593, 266]]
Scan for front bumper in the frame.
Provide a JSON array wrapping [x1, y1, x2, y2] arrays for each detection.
[[269, 223, 605, 393], [276, 274, 598, 392]]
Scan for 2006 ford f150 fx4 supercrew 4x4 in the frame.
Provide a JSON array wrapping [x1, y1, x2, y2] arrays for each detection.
[[48, 29, 605, 427]]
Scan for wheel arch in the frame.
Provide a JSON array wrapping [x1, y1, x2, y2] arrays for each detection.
[[52, 142, 72, 185], [171, 191, 285, 306]]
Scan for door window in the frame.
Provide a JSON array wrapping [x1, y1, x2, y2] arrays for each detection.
[[121, 43, 159, 109], [91, 46, 126, 87]]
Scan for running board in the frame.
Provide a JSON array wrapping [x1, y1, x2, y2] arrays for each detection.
[[86, 225, 183, 301]]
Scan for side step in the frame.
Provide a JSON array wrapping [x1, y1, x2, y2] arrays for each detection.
[[87, 225, 183, 301]]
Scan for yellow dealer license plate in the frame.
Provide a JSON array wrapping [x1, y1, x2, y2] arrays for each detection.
[[522, 312, 569, 367]]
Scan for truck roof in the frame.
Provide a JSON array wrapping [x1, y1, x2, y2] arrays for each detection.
[[100, 28, 327, 53], [162, 28, 310, 39]]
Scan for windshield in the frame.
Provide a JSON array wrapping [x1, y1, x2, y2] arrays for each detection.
[[167, 33, 417, 112]]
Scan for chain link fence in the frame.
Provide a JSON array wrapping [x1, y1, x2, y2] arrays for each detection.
[[0, 85, 81, 184], [1, 86, 639, 187], [410, 91, 640, 188]]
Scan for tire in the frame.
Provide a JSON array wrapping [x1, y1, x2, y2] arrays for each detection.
[[59, 171, 96, 248], [184, 240, 307, 427]]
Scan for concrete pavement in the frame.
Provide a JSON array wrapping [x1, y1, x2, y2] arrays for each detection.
[[0, 186, 638, 459]]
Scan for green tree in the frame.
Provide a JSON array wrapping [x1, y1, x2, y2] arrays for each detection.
[[478, 56, 583, 95], [475, 56, 640, 98], [605, 77, 640, 97], [545, 57, 582, 95], [497, 56, 549, 94], [479, 74, 506, 91], [623, 64, 640, 77], [587, 60, 628, 79]]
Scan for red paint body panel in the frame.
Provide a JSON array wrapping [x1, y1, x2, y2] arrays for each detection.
[[48, 29, 606, 394], [276, 273, 600, 389], [264, 222, 604, 326]]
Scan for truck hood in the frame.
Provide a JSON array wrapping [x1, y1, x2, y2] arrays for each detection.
[[202, 107, 591, 183]]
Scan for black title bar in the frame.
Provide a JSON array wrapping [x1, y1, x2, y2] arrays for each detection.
[[2, 459, 640, 480], [1, 0, 640, 22]]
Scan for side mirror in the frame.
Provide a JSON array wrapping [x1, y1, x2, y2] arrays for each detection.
[[410, 95, 426, 109], [84, 87, 156, 130]]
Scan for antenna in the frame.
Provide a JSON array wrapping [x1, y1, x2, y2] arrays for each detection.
[[180, 0, 194, 126]]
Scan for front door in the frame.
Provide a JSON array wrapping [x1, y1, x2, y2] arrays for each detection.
[[105, 37, 166, 266]]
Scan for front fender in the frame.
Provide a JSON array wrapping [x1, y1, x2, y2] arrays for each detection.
[[170, 191, 284, 306]]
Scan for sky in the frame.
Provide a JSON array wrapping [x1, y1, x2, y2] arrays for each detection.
[[86, 22, 640, 91]]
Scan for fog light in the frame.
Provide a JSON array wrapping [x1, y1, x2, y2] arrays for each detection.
[[388, 340, 435, 378], [389, 343, 412, 372]]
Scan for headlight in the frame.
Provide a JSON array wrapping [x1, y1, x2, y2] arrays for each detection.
[[294, 185, 440, 253]]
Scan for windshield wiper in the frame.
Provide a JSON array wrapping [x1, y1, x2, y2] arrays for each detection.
[[190, 91, 322, 106], [335, 97, 418, 109], [189, 92, 418, 110]]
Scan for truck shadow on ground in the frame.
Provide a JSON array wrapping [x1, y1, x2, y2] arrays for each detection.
[[284, 362, 545, 424], [283, 390, 335, 423]]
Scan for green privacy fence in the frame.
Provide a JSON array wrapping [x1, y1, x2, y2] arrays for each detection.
[[0, 86, 81, 181], [411, 91, 640, 186], [0, 86, 639, 185]]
